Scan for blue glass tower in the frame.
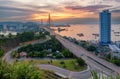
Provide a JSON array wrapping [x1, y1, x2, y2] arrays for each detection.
[[100, 10, 111, 45]]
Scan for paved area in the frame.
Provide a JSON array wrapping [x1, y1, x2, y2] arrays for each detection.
[[38, 64, 91, 79], [3, 27, 120, 79], [2, 35, 51, 62], [44, 27, 120, 76], [2, 34, 92, 79]]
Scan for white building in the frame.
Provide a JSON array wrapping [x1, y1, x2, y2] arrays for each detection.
[[109, 44, 120, 59], [115, 41, 120, 48]]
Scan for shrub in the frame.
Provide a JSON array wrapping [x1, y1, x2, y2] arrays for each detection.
[[0, 59, 54, 79], [63, 65, 66, 68], [87, 45, 96, 52], [60, 61, 65, 64], [76, 58, 85, 66]]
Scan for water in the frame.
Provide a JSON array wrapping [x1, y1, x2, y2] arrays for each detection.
[[51, 24, 120, 42]]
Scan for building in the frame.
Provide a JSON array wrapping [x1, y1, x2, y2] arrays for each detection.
[[100, 10, 111, 45], [109, 44, 120, 59], [109, 45, 120, 53], [115, 41, 120, 48]]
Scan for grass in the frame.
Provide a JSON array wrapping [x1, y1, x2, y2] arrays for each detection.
[[25, 59, 87, 71]]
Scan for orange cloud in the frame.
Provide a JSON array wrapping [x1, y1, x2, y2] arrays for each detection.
[[29, 13, 76, 21]]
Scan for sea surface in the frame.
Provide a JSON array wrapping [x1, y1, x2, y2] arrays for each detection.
[[51, 24, 120, 42]]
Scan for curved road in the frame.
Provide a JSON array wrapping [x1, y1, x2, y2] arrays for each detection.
[[2, 35, 51, 62], [38, 64, 91, 79], [2, 35, 92, 79]]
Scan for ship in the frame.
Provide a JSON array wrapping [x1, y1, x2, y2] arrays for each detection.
[[77, 33, 84, 37], [58, 28, 66, 32]]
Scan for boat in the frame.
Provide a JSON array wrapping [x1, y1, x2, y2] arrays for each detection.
[[92, 33, 99, 39], [77, 33, 84, 37], [92, 33, 99, 37], [58, 28, 66, 32], [54, 24, 70, 27]]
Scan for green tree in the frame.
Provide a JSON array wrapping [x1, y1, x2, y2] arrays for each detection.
[[106, 54, 111, 61], [8, 33, 13, 38], [76, 58, 85, 66], [87, 45, 96, 52], [17, 31, 34, 42], [0, 40, 4, 57], [0, 59, 58, 79], [62, 49, 74, 58], [91, 70, 99, 79], [11, 51, 18, 58], [113, 60, 120, 66]]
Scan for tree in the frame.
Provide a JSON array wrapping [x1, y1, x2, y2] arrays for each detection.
[[11, 51, 18, 58], [0, 49, 4, 57], [8, 33, 13, 38], [87, 45, 96, 52], [17, 31, 34, 42], [76, 58, 85, 66], [62, 49, 74, 58], [0, 40, 4, 57], [91, 70, 99, 79], [0, 59, 56, 79], [105, 53, 111, 61], [113, 60, 120, 66], [55, 54, 63, 59], [27, 52, 33, 57]]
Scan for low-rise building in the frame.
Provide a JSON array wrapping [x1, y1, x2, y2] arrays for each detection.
[[109, 44, 120, 59], [115, 41, 120, 48]]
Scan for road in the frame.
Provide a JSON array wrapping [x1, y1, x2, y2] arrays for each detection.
[[3, 27, 120, 79], [43, 27, 120, 77], [38, 64, 91, 79], [2, 34, 92, 79], [2, 35, 51, 62]]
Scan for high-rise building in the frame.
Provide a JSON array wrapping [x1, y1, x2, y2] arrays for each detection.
[[100, 10, 111, 45]]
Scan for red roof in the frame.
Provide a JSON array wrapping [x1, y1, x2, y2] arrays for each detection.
[[20, 52, 27, 57]]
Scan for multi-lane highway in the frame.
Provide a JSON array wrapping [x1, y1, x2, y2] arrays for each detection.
[[44, 27, 120, 77]]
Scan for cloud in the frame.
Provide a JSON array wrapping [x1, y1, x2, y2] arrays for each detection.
[[115, 0, 120, 2], [65, 5, 112, 12], [103, 0, 120, 2], [61, 1, 79, 6], [0, 5, 48, 21], [0, 0, 119, 23], [0, 6, 47, 14], [111, 9, 120, 13], [24, 4, 64, 12], [22, 4, 54, 9]]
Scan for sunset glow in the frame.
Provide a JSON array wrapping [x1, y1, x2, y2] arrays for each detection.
[[0, 0, 120, 23]]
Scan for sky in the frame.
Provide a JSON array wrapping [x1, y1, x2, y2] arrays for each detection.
[[0, 0, 120, 24]]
